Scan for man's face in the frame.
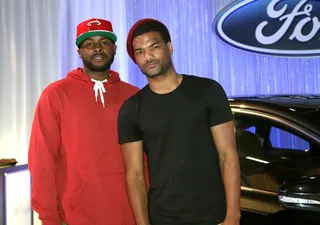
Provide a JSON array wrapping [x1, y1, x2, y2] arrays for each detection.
[[132, 31, 173, 78], [78, 36, 117, 72]]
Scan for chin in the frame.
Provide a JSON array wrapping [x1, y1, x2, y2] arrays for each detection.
[[143, 68, 161, 77], [93, 64, 106, 68], [144, 72, 162, 79], [94, 62, 108, 68], [90, 64, 109, 72]]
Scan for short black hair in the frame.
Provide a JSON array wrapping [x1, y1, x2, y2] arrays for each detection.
[[132, 21, 171, 43]]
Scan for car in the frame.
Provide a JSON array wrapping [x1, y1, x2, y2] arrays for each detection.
[[229, 95, 320, 225]]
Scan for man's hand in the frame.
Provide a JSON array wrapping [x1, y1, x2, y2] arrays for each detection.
[[222, 215, 240, 225]]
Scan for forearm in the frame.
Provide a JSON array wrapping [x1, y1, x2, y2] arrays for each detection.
[[30, 157, 61, 224], [31, 173, 61, 224], [219, 152, 241, 218], [126, 174, 149, 225]]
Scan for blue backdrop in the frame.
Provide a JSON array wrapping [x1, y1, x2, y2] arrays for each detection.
[[59, 0, 320, 97]]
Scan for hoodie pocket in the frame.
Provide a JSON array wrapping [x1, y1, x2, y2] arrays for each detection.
[[70, 175, 134, 225]]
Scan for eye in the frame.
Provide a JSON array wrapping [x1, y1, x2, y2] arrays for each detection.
[[152, 45, 159, 49], [101, 41, 109, 46], [85, 42, 93, 47], [135, 50, 143, 55]]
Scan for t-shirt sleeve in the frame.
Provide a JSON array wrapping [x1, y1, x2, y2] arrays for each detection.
[[118, 99, 142, 144], [205, 80, 234, 127]]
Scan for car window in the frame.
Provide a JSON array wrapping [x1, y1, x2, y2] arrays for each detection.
[[234, 112, 318, 193], [269, 126, 310, 151], [234, 114, 272, 190], [246, 126, 256, 134]]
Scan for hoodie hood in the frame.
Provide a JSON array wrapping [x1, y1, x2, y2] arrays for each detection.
[[67, 68, 121, 107], [67, 68, 120, 84]]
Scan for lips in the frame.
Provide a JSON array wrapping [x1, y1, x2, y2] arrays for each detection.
[[145, 62, 158, 68], [91, 54, 106, 61]]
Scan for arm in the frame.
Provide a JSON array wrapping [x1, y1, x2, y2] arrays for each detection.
[[28, 89, 61, 225], [121, 141, 149, 225], [118, 99, 149, 225], [211, 121, 241, 224], [205, 80, 240, 224]]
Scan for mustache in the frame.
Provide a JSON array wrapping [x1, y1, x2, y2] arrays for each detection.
[[90, 53, 107, 59], [145, 60, 158, 67]]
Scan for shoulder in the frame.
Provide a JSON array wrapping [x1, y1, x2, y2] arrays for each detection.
[[116, 81, 140, 100], [120, 85, 149, 112], [183, 74, 218, 85], [125, 85, 149, 102], [39, 78, 69, 99], [33, 79, 70, 110], [42, 77, 72, 94], [183, 74, 224, 92], [118, 81, 140, 92]]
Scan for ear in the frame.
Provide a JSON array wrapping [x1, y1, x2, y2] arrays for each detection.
[[77, 48, 82, 58], [167, 42, 173, 56], [113, 44, 117, 54]]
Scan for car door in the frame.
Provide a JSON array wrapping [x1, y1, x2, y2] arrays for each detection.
[[233, 108, 320, 225]]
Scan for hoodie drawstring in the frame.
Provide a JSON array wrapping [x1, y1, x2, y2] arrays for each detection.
[[91, 78, 108, 107]]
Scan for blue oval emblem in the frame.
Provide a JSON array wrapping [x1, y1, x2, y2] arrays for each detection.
[[213, 0, 320, 57]]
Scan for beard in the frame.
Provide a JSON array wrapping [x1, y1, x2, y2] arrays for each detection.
[[143, 68, 163, 79], [82, 53, 115, 72], [142, 59, 172, 79]]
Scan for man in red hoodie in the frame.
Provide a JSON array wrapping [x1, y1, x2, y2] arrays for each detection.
[[28, 18, 139, 225]]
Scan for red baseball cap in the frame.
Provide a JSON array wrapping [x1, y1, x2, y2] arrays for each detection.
[[126, 18, 171, 63], [76, 18, 117, 46]]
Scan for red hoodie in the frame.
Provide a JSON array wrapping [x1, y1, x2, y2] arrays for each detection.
[[29, 68, 141, 225]]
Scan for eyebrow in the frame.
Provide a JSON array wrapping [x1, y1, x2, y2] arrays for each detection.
[[84, 37, 110, 42], [134, 41, 161, 51]]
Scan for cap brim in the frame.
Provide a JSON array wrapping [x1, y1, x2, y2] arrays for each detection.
[[76, 30, 117, 46]]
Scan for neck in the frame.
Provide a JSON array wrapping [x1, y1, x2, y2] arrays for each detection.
[[147, 67, 182, 94], [83, 67, 111, 81]]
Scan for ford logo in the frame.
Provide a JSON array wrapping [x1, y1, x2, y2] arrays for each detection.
[[213, 0, 320, 57]]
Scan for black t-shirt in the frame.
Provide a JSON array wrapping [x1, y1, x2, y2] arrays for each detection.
[[118, 75, 233, 225]]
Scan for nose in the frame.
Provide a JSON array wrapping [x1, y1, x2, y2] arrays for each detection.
[[94, 46, 102, 53], [93, 42, 103, 52], [144, 49, 154, 61]]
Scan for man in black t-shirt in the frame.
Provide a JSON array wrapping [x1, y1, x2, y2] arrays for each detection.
[[118, 18, 241, 225]]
